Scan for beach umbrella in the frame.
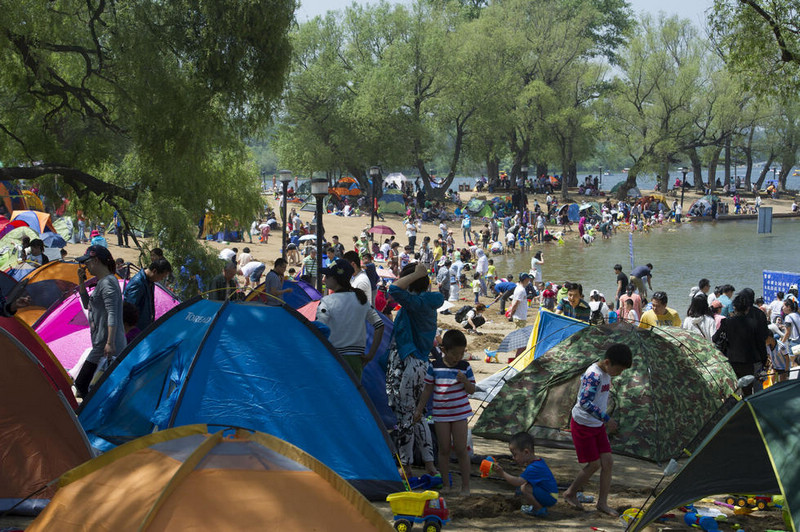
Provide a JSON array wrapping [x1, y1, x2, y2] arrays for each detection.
[[496, 325, 534, 353], [40, 232, 66, 248], [368, 225, 395, 236]]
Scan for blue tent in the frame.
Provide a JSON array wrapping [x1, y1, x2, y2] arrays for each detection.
[[567, 203, 580, 222], [78, 298, 403, 500]]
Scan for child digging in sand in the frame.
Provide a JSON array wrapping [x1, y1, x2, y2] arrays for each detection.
[[493, 432, 558, 517], [563, 343, 632, 516], [414, 329, 475, 495]]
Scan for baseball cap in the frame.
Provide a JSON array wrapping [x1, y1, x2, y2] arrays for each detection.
[[320, 258, 355, 284], [710, 300, 723, 309], [76, 245, 113, 264], [519, 273, 532, 281]]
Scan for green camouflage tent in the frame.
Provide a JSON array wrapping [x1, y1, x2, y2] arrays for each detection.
[[632, 379, 800, 532], [473, 322, 737, 463]]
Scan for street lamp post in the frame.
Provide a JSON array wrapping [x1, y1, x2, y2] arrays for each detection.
[[278, 170, 293, 261], [369, 166, 381, 238], [599, 166, 603, 187], [520, 165, 528, 215], [680, 167, 689, 209], [310, 178, 328, 292]]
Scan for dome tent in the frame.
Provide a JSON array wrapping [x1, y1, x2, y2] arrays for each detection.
[[474, 322, 737, 463], [78, 298, 403, 500], [0, 327, 92, 515], [28, 425, 392, 531]]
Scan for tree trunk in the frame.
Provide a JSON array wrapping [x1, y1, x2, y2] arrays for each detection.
[[688, 148, 703, 188], [755, 154, 774, 190], [707, 146, 722, 190], [743, 127, 754, 191], [487, 155, 500, 185], [534, 161, 547, 178], [616, 164, 640, 200], [724, 136, 732, 188], [659, 159, 669, 194]]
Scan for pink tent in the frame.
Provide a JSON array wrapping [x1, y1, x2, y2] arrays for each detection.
[[35, 280, 180, 371]]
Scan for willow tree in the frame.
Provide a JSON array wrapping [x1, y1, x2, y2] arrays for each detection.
[[605, 14, 707, 196], [0, 0, 294, 287]]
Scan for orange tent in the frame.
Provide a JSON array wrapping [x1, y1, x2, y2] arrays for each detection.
[[0, 316, 76, 409], [10, 209, 57, 234], [330, 176, 362, 196], [15, 261, 94, 326], [0, 327, 92, 514], [29, 425, 392, 531]]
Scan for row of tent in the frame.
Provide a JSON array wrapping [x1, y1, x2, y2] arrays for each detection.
[[1, 264, 405, 526], [0, 209, 70, 269]]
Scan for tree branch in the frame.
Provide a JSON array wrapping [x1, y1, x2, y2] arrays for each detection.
[[740, 0, 799, 64], [0, 165, 136, 202]]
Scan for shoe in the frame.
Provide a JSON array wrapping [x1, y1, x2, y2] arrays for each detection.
[[521, 505, 547, 517]]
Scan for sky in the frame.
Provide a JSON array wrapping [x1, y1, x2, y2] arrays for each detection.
[[295, 0, 715, 25]]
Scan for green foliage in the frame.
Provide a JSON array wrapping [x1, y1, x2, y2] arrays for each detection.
[[0, 0, 293, 259], [709, 0, 800, 96]]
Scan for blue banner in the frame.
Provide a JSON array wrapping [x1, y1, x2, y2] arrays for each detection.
[[763, 270, 800, 303]]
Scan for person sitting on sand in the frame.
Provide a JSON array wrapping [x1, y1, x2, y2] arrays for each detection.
[[563, 343, 632, 516], [493, 432, 558, 517]]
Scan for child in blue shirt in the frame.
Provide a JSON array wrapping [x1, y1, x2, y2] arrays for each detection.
[[493, 432, 558, 517]]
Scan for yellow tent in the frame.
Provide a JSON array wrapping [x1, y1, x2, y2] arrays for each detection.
[[28, 425, 393, 531]]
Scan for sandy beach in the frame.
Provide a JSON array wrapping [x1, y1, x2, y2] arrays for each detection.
[[43, 187, 796, 531]]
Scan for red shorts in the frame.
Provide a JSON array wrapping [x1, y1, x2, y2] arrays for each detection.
[[570, 418, 611, 463]]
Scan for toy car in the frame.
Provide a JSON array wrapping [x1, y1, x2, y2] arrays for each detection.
[[724, 495, 773, 510], [386, 490, 450, 532]]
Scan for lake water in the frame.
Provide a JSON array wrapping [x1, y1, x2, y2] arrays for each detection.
[[491, 217, 800, 312]]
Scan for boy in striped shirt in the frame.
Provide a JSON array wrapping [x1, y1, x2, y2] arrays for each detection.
[[415, 330, 476, 495]]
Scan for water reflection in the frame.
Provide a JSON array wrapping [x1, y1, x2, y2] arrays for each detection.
[[492, 218, 800, 312]]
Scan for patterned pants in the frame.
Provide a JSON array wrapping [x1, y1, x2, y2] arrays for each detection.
[[386, 347, 434, 466]]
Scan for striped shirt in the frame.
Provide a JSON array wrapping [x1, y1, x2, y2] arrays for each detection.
[[424, 359, 475, 422]]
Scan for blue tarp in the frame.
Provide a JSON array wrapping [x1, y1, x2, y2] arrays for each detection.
[[78, 298, 403, 500]]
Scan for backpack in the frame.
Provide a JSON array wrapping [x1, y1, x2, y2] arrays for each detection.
[[589, 304, 605, 325], [454, 305, 473, 323]]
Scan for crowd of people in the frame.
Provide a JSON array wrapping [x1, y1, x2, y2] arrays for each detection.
[[3, 175, 795, 523]]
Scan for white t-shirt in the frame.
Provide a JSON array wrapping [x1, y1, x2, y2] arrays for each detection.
[[571, 362, 611, 428], [768, 298, 784, 323], [351, 270, 372, 304], [219, 248, 236, 262], [511, 284, 528, 320], [237, 252, 253, 268], [241, 261, 264, 278], [626, 309, 639, 326], [506, 232, 515, 244]]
